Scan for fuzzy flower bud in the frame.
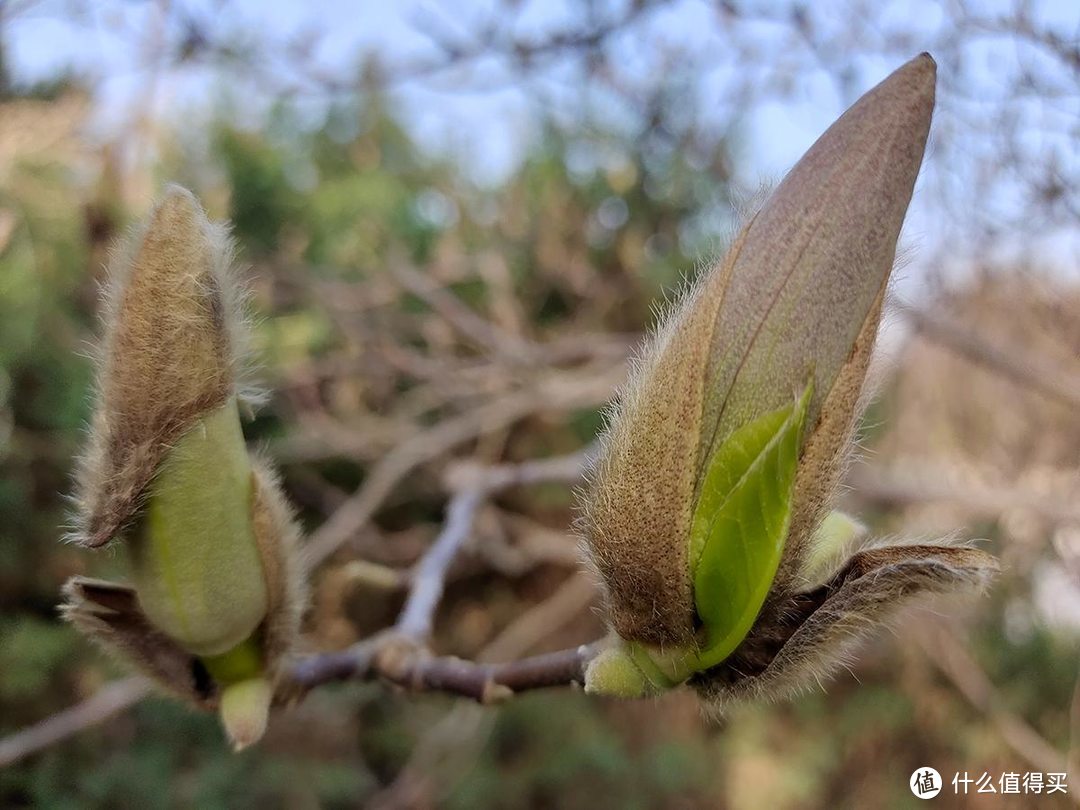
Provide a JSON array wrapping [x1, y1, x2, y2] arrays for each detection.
[[580, 54, 997, 701], [63, 187, 307, 749]]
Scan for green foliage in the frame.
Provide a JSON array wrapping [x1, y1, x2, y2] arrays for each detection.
[[446, 693, 715, 810], [0, 617, 73, 701], [691, 385, 811, 667], [2, 697, 372, 809], [216, 128, 299, 255]]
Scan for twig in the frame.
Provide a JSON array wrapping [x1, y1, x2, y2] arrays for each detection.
[[291, 447, 601, 697], [444, 444, 595, 493], [0, 677, 152, 769], [303, 390, 541, 566], [368, 574, 600, 808], [395, 490, 485, 642], [479, 574, 597, 664], [288, 639, 602, 703], [305, 366, 617, 565], [899, 303, 1080, 410], [390, 264, 539, 363], [849, 463, 1080, 525]]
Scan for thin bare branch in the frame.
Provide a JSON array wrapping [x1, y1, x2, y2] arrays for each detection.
[[445, 444, 595, 493], [287, 637, 602, 702], [849, 462, 1080, 525], [0, 677, 152, 768], [291, 444, 600, 695], [395, 490, 485, 642], [390, 264, 539, 364], [305, 366, 618, 566], [479, 574, 598, 664], [899, 303, 1080, 410]]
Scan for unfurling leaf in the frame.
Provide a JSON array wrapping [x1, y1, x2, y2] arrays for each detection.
[[691, 384, 811, 667]]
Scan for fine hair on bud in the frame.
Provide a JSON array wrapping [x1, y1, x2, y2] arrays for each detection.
[[249, 454, 310, 677], [70, 186, 261, 549], [579, 55, 997, 706]]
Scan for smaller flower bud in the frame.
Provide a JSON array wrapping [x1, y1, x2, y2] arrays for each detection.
[[63, 187, 307, 749]]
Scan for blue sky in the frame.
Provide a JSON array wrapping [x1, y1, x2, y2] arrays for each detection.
[[5, 0, 1078, 290]]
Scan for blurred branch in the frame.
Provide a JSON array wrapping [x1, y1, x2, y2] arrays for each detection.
[[849, 462, 1080, 525], [390, 264, 539, 364], [305, 364, 616, 566], [899, 303, 1080, 410], [916, 621, 1080, 805], [371, 574, 599, 808], [290, 444, 600, 698], [478, 574, 597, 665], [0, 677, 151, 768], [394, 489, 484, 642]]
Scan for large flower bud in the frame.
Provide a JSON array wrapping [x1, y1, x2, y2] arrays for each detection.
[[580, 55, 997, 698]]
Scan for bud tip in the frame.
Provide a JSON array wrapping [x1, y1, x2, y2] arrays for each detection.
[[219, 677, 272, 752], [583, 646, 650, 698]]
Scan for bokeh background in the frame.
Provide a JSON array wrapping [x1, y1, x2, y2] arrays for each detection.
[[0, 1, 1078, 807]]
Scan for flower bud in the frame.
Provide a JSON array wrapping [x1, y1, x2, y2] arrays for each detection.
[[63, 187, 307, 749], [581, 54, 998, 700]]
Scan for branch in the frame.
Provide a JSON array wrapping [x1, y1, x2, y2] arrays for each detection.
[[287, 638, 602, 703], [304, 367, 615, 565], [394, 490, 484, 642], [370, 575, 599, 808], [899, 303, 1080, 410], [915, 622, 1080, 806], [478, 575, 597, 664], [0, 677, 152, 768], [289, 445, 602, 699], [389, 264, 539, 364], [848, 462, 1080, 525]]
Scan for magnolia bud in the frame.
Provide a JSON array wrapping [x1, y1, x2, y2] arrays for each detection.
[[63, 187, 307, 749], [580, 54, 998, 700]]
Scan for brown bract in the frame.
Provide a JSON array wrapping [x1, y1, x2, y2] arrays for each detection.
[[71, 186, 252, 549], [582, 55, 948, 647], [62, 577, 217, 707], [694, 543, 997, 709], [249, 456, 310, 679]]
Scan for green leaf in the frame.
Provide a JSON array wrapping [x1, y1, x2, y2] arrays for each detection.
[[689, 384, 811, 668]]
